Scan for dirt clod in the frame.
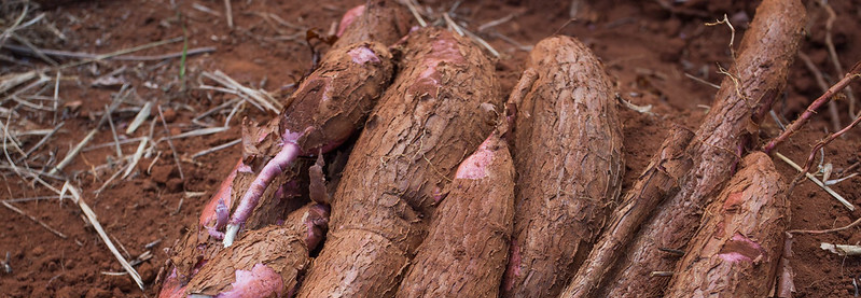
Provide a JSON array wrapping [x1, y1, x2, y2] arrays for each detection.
[[108, 274, 135, 292], [166, 178, 184, 193], [161, 108, 177, 123], [150, 165, 176, 184], [85, 287, 111, 298]]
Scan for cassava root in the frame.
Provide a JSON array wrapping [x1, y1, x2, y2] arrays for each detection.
[[595, 0, 805, 296], [502, 35, 624, 298]]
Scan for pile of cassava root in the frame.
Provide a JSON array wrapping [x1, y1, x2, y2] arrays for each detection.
[[155, 0, 860, 297]]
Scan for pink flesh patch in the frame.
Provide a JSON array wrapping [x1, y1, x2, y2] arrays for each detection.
[[717, 233, 765, 264], [336, 5, 365, 37], [318, 77, 334, 107], [417, 37, 467, 85], [206, 198, 230, 239], [200, 160, 247, 227], [455, 136, 495, 180], [723, 191, 745, 211], [427, 37, 466, 63], [217, 264, 283, 298], [281, 129, 304, 144], [215, 199, 229, 227], [157, 268, 188, 298], [432, 186, 448, 203], [348, 46, 380, 65]]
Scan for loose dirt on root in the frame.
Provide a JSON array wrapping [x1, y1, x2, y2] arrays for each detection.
[[0, 0, 859, 297]]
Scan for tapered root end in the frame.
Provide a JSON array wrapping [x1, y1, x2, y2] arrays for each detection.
[[226, 143, 302, 245], [223, 224, 240, 248], [303, 204, 331, 250], [455, 133, 503, 180], [336, 5, 366, 37]]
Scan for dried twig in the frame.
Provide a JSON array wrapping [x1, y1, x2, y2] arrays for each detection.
[[192, 3, 221, 16], [58, 37, 185, 69], [0, 71, 38, 94], [158, 126, 229, 142], [820, 243, 861, 256], [1, 71, 50, 103], [443, 13, 499, 57], [200, 70, 281, 113], [191, 138, 240, 159], [192, 97, 242, 127], [105, 105, 123, 158], [0, 3, 30, 50], [1, 200, 67, 239], [789, 215, 861, 235], [2, 195, 69, 204], [223, 100, 244, 126], [94, 159, 131, 195], [763, 63, 861, 154], [615, 94, 653, 114], [83, 137, 146, 152], [11, 33, 58, 66], [11, 94, 56, 112], [774, 152, 855, 211], [157, 106, 184, 180], [0, 165, 65, 181], [2, 252, 10, 274], [18, 122, 63, 162], [401, 0, 428, 27], [126, 101, 152, 135], [224, 0, 234, 28], [48, 83, 127, 176], [442, 13, 464, 36], [792, 113, 861, 187], [478, 12, 520, 32], [1, 120, 25, 182], [48, 123, 97, 176], [121, 138, 149, 180], [684, 73, 720, 90], [816, 0, 858, 119], [489, 31, 532, 52], [2, 43, 216, 62], [52, 71, 60, 125], [0, 116, 25, 156], [59, 183, 143, 290], [705, 14, 736, 58], [770, 110, 787, 131], [799, 52, 842, 133]]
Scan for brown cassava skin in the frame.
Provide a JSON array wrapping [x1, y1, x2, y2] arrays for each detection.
[[502, 35, 624, 298], [186, 203, 330, 297], [599, 0, 805, 297], [561, 127, 695, 298], [279, 0, 406, 154], [396, 133, 514, 298], [278, 40, 394, 154], [664, 152, 787, 298], [296, 28, 502, 298]]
